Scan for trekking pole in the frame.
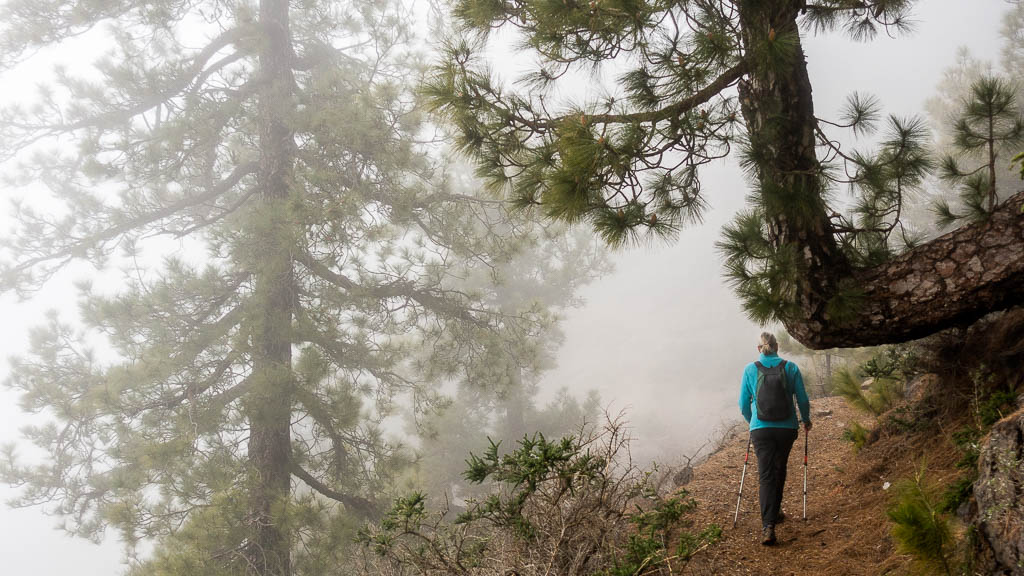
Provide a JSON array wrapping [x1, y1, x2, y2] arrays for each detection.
[[733, 432, 752, 528], [802, 425, 808, 521]]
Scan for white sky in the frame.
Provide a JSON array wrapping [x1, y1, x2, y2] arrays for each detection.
[[0, 1, 1010, 573]]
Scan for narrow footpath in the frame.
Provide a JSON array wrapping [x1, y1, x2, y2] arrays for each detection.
[[680, 397, 913, 575]]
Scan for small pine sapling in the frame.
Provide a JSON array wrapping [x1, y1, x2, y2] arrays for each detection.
[[936, 75, 1024, 224], [888, 462, 954, 576]]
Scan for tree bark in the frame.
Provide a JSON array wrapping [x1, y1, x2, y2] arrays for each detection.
[[735, 0, 852, 345], [245, 0, 296, 574], [736, 1, 1024, 350], [817, 191, 1024, 348]]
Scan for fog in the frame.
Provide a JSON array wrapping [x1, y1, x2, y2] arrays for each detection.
[[0, 1, 1009, 573]]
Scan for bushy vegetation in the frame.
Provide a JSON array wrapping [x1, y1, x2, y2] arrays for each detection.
[[833, 345, 918, 416], [861, 345, 920, 382], [356, 416, 719, 575], [939, 367, 1019, 516], [888, 463, 954, 576], [841, 421, 871, 453], [833, 367, 905, 416], [970, 367, 1017, 428]]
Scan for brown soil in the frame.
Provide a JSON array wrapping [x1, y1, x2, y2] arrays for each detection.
[[676, 395, 964, 576]]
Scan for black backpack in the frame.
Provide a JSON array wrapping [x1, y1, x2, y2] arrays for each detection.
[[755, 360, 791, 421]]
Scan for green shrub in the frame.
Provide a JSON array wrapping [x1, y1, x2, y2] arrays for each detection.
[[978, 389, 1016, 427], [833, 367, 876, 414], [862, 345, 919, 381], [884, 404, 933, 433], [940, 475, 974, 514], [951, 427, 981, 471], [888, 463, 953, 575], [872, 377, 905, 412], [678, 524, 722, 561], [833, 367, 904, 416], [841, 421, 870, 453], [358, 417, 721, 575], [601, 493, 717, 576]]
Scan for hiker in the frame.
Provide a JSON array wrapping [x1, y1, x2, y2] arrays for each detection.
[[738, 331, 811, 545]]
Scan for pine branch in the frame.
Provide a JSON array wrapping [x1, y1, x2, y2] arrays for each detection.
[[293, 385, 352, 464], [568, 61, 748, 127], [155, 185, 260, 239], [294, 250, 489, 327], [2, 161, 258, 290], [291, 464, 378, 519], [127, 351, 241, 416], [291, 323, 412, 390], [204, 376, 253, 414], [0, 25, 257, 135], [499, 61, 747, 133]]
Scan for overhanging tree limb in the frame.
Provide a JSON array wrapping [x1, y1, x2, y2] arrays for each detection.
[[551, 61, 747, 127], [825, 190, 1024, 347], [439, 0, 1024, 349], [0, 26, 256, 135]]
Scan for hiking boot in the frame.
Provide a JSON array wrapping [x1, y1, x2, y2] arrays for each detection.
[[761, 525, 777, 546]]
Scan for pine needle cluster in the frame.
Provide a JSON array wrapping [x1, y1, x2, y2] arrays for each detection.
[[802, 0, 917, 41], [425, 1, 745, 248]]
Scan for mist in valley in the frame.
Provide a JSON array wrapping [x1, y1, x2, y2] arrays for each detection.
[[0, 1, 1012, 574]]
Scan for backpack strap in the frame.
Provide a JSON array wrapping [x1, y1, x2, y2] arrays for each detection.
[[777, 360, 790, 392], [755, 360, 786, 372]]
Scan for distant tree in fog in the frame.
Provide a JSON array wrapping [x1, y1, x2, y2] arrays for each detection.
[[925, 6, 1024, 228], [0, 1, 604, 574], [411, 227, 608, 505]]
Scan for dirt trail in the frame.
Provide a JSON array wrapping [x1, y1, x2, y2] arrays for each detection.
[[680, 397, 913, 576]]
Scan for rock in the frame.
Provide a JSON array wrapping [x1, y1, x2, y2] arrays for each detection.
[[814, 408, 833, 418], [975, 408, 1024, 573], [860, 377, 875, 391], [673, 465, 694, 486], [956, 498, 975, 523], [905, 373, 939, 404]]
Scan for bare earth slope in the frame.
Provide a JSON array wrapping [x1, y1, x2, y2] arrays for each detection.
[[681, 397, 915, 575]]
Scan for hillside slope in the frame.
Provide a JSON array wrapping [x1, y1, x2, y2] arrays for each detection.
[[680, 396, 930, 575]]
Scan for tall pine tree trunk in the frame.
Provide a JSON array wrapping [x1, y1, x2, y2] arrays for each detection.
[[735, 0, 851, 346], [246, 0, 296, 574]]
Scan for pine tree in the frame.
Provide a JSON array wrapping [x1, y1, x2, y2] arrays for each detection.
[[410, 226, 608, 505], [936, 75, 1024, 223], [427, 0, 1024, 348], [0, 2, 592, 574]]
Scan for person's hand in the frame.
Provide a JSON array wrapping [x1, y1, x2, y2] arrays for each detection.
[[804, 421, 812, 432]]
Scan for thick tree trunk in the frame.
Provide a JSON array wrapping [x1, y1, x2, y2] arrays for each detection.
[[246, 0, 296, 574], [813, 191, 1024, 348], [736, 1, 1024, 350], [735, 0, 851, 344]]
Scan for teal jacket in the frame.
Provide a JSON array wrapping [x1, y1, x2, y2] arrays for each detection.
[[739, 353, 811, 430]]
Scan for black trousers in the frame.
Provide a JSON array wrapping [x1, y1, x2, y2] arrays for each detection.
[[751, 426, 798, 528]]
